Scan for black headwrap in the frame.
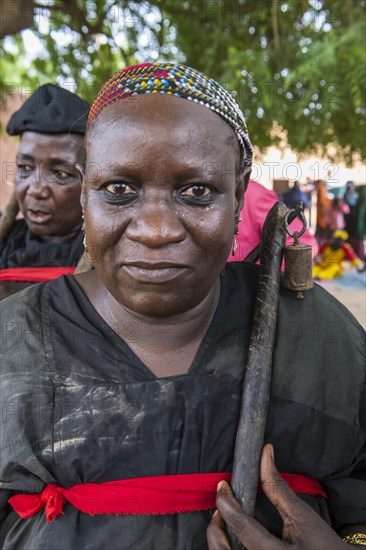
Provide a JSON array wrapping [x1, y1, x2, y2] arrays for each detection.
[[6, 83, 90, 136]]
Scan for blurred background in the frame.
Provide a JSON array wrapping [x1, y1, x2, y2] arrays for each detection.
[[1, 0, 365, 322]]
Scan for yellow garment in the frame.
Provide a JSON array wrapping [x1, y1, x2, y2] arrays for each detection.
[[313, 244, 361, 280]]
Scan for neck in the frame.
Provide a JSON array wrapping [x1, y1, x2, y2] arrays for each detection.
[[37, 224, 82, 244], [77, 270, 221, 377], [101, 279, 221, 354]]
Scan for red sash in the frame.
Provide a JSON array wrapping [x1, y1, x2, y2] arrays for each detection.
[[9, 472, 327, 522], [0, 267, 75, 282]]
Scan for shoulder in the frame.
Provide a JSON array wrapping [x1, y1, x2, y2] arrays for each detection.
[[0, 277, 72, 362], [273, 282, 365, 422], [0, 278, 79, 399], [223, 261, 259, 291], [276, 281, 365, 361], [279, 281, 365, 336], [1, 278, 44, 315], [1, 282, 47, 357]]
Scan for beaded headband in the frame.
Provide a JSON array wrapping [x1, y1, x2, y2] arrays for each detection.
[[88, 62, 252, 170]]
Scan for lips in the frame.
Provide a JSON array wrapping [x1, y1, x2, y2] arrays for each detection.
[[121, 262, 189, 283], [26, 208, 53, 224]]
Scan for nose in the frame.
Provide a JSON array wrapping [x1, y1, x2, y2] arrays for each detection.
[[125, 198, 186, 247], [26, 167, 51, 199]]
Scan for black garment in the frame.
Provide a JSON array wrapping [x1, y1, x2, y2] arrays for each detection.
[[1, 264, 365, 550], [0, 220, 83, 269], [0, 219, 83, 298], [6, 84, 90, 136]]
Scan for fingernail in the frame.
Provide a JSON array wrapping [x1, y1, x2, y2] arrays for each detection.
[[269, 444, 275, 461], [217, 480, 227, 491], [212, 509, 219, 519]]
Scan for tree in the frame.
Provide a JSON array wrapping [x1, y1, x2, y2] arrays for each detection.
[[1, 0, 365, 161]]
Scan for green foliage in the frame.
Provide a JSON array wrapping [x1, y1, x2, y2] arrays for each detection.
[[1, 0, 365, 161]]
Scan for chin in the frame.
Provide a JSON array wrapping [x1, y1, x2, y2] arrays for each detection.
[[114, 287, 201, 318], [26, 223, 51, 236]]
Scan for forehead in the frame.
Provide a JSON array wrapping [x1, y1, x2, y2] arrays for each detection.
[[17, 131, 84, 161], [86, 94, 238, 163]]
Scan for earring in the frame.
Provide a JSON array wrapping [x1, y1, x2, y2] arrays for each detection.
[[81, 213, 86, 247], [231, 233, 238, 256], [231, 214, 241, 256], [81, 214, 92, 262]]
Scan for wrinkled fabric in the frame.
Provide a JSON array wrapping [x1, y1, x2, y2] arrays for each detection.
[[0, 220, 83, 270], [0, 219, 83, 299], [1, 263, 365, 549]]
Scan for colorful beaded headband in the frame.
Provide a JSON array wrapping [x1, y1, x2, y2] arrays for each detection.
[[88, 62, 253, 170]]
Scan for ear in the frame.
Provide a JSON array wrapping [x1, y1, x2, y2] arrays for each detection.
[[75, 163, 86, 210], [235, 169, 251, 217]]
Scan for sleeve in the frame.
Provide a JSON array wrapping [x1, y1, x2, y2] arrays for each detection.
[[0, 285, 57, 529], [322, 366, 366, 530], [314, 305, 366, 531], [342, 243, 360, 262], [272, 284, 366, 532]]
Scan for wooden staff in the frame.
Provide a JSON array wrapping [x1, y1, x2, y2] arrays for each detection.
[[0, 189, 19, 244], [230, 201, 288, 549]]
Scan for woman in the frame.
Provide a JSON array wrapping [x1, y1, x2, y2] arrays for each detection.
[[0, 84, 90, 299], [1, 64, 365, 549], [315, 179, 332, 246]]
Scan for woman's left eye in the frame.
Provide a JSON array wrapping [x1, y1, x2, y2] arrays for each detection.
[[180, 185, 213, 198], [54, 170, 71, 179], [105, 182, 137, 195]]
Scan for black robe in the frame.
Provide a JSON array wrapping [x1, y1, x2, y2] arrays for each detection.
[[0, 219, 83, 299], [1, 263, 365, 549]]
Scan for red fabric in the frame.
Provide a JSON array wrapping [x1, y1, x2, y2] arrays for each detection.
[[257, 473, 327, 497], [342, 243, 359, 262], [0, 267, 75, 282], [9, 472, 326, 522]]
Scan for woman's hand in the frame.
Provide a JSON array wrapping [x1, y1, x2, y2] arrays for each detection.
[[207, 444, 348, 550]]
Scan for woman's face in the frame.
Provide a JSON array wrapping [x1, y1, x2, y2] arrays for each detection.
[[15, 132, 84, 241], [82, 94, 247, 317]]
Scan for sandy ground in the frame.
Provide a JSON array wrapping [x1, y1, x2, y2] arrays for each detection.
[[315, 269, 366, 329], [326, 288, 366, 328]]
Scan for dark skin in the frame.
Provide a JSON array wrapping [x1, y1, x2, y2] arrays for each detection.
[[15, 131, 85, 243], [76, 94, 247, 377], [208, 445, 365, 549], [76, 93, 364, 543]]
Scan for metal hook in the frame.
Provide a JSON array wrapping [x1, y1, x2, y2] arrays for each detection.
[[284, 202, 307, 241]]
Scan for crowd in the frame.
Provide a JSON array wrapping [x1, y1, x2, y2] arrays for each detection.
[[279, 178, 365, 280], [0, 64, 365, 550]]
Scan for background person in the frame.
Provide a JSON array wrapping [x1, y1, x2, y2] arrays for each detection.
[[230, 179, 317, 261], [1, 63, 365, 550], [280, 180, 309, 210], [313, 229, 361, 280], [0, 83, 90, 299], [315, 179, 332, 246], [324, 196, 350, 233]]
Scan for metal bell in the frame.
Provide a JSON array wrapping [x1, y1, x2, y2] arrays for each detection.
[[283, 204, 314, 299]]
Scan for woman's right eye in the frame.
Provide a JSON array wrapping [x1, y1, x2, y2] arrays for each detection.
[[16, 164, 33, 174], [105, 182, 138, 195]]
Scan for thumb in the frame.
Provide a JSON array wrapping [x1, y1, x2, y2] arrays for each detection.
[[260, 444, 298, 517]]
